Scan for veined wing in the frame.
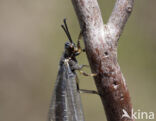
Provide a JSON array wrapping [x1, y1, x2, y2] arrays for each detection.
[[64, 60, 85, 121], [48, 64, 69, 121], [48, 60, 85, 121]]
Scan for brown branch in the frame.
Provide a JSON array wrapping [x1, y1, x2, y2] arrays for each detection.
[[72, 0, 134, 121]]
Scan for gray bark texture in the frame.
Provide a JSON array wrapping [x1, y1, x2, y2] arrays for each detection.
[[71, 0, 134, 121]]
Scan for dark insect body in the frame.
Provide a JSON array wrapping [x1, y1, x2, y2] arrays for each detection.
[[48, 19, 85, 121]]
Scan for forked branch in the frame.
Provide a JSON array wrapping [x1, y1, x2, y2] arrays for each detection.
[[71, 0, 134, 121]]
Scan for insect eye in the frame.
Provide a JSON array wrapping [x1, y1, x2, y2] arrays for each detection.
[[65, 42, 71, 48]]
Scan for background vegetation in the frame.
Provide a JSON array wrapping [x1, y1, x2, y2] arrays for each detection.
[[0, 0, 155, 121]]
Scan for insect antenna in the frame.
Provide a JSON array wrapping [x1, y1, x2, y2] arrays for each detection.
[[61, 19, 73, 43], [61, 25, 71, 42]]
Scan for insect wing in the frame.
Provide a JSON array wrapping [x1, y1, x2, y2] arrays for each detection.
[[65, 61, 85, 121], [48, 64, 69, 121]]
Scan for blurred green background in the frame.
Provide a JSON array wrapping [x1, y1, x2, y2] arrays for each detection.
[[0, 0, 155, 121]]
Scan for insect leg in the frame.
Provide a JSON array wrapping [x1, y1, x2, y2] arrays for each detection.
[[76, 75, 99, 95], [76, 30, 87, 55], [79, 89, 99, 95], [79, 70, 97, 77], [70, 60, 97, 77], [77, 31, 82, 50], [72, 63, 97, 77], [76, 75, 80, 91]]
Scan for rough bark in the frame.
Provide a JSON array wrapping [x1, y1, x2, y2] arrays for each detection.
[[71, 0, 134, 121]]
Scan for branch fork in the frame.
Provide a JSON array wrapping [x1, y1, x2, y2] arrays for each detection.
[[72, 0, 134, 121]]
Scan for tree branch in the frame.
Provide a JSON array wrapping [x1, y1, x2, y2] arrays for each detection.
[[72, 0, 134, 121], [107, 0, 134, 42]]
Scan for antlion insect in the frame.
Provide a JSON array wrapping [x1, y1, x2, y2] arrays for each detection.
[[48, 19, 98, 121]]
